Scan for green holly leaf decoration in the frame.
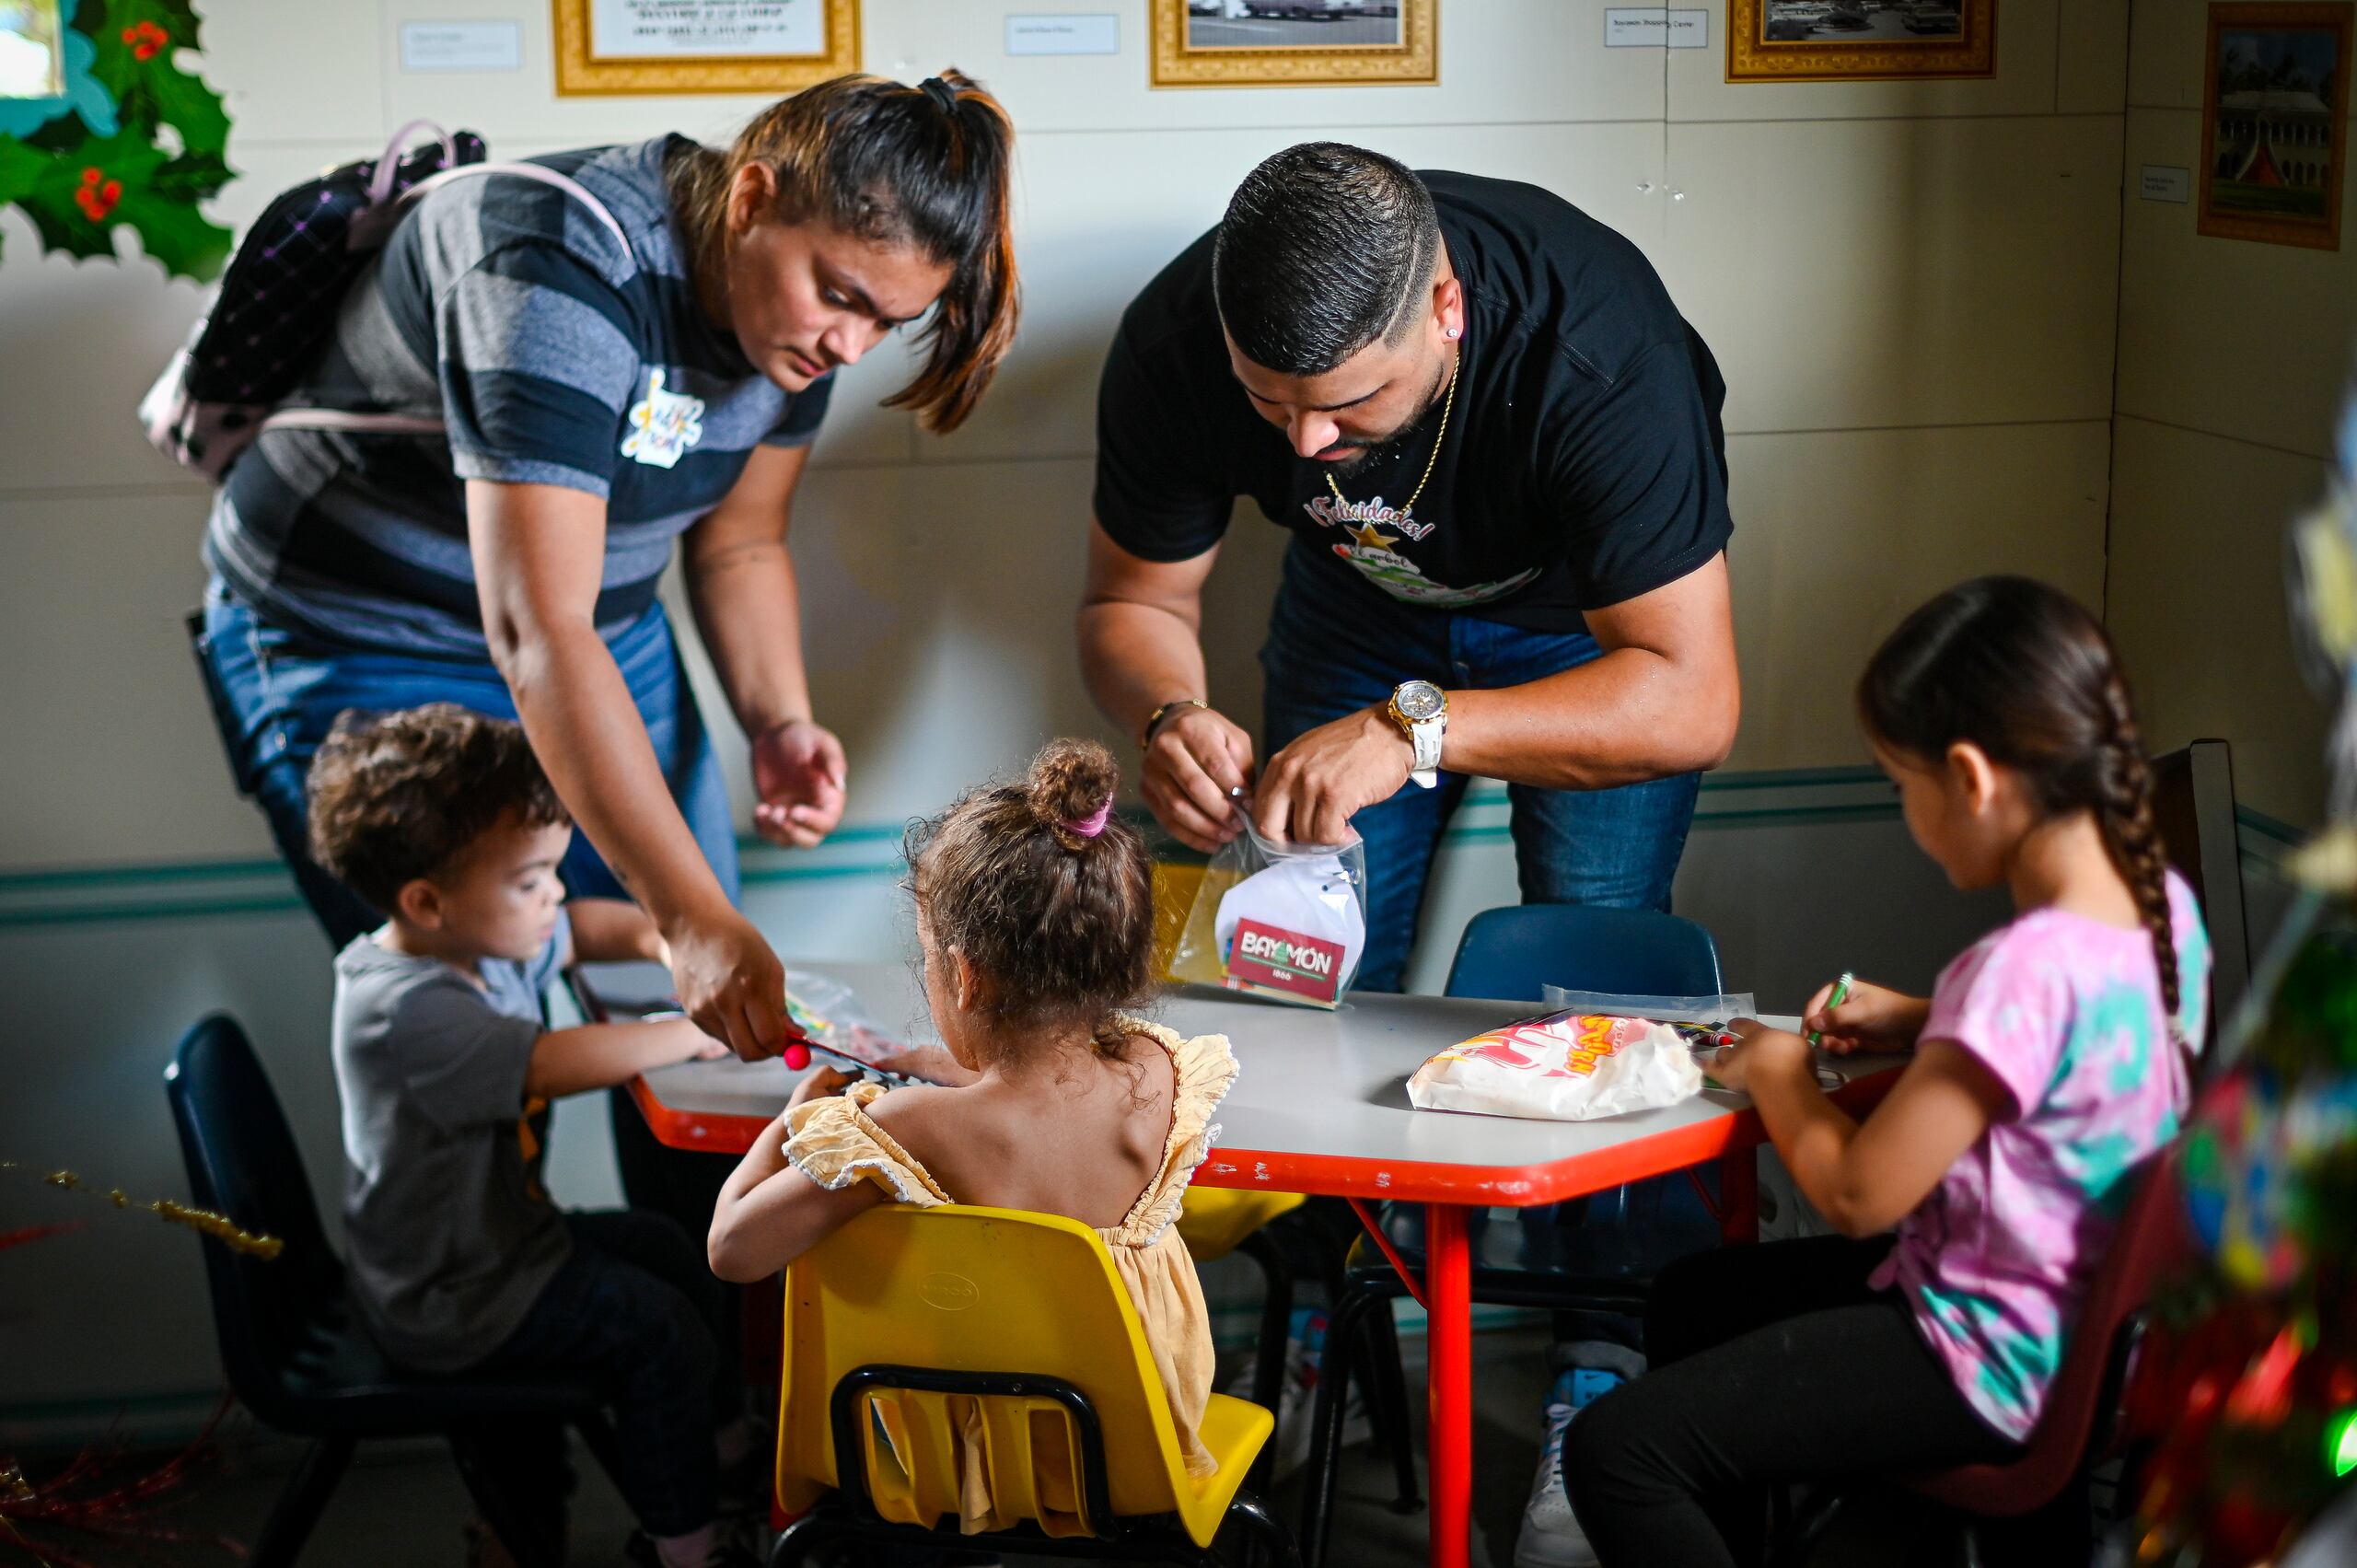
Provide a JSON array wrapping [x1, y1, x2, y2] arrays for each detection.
[[0, 0, 238, 282], [89, 0, 231, 162]]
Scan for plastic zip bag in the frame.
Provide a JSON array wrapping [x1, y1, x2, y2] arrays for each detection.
[[783, 969, 911, 1075], [1539, 987, 1757, 1027], [1167, 815, 1368, 1008]]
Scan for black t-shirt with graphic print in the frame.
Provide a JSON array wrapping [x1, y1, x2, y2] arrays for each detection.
[[1094, 171, 1732, 634]]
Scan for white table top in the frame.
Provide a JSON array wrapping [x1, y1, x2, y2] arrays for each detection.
[[584, 960, 1901, 1204]]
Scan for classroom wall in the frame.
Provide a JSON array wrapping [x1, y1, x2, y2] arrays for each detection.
[[2107, 0, 2349, 831], [0, 0, 2218, 1435]]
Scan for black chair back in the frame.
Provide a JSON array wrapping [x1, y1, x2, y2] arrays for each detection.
[[2151, 738, 2253, 1039], [165, 1014, 343, 1430]]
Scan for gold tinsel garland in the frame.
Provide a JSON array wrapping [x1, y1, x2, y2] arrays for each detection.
[[0, 1161, 281, 1260]]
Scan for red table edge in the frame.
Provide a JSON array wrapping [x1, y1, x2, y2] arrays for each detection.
[[627, 1069, 1898, 1203]]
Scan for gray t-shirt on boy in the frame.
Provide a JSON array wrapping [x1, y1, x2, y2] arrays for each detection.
[[331, 912, 573, 1372]]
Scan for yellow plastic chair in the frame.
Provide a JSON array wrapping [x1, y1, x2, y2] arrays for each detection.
[[772, 1202, 1299, 1566]]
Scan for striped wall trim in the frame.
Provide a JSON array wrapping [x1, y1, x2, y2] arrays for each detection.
[[0, 764, 1921, 929]]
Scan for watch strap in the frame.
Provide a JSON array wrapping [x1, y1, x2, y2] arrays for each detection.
[[1140, 697, 1208, 750]]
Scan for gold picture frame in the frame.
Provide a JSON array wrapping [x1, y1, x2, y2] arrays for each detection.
[[552, 0, 860, 97], [1151, 1, 1436, 89], [2198, 2, 2351, 250], [1727, 0, 1994, 82]]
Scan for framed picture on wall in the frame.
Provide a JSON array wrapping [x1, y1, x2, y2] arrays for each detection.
[[552, 0, 859, 96], [2198, 3, 2351, 250], [1726, 0, 1994, 81], [1150, 1, 1437, 88]]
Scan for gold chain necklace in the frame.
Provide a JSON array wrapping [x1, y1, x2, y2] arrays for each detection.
[[1324, 342, 1460, 522]]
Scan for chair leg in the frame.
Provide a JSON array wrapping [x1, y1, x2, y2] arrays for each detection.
[[1771, 1484, 1848, 1568], [768, 1508, 831, 1568], [1298, 1282, 1386, 1568], [1238, 1229, 1295, 1499], [1357, 1296, 1421, 1511], [449, 1433, 565, 1568], [248, 1434, 354, 1568], [1227, 1490, 1304, 1568], [573, 1411, 625, 1494]]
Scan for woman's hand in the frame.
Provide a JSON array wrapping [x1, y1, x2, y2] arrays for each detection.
[[1712, 1018, 1815, 1096], [786, 1064, 858, 1110], [750, 718, 848, 849], [665, 904, 791, 1061], [1801, 978, 1932, 1056]]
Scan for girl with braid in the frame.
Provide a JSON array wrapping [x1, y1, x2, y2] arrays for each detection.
[[1559, 576, 2210, 1568]]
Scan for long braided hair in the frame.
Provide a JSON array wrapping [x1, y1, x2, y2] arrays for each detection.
[[1858, 576, 2183, 1036]]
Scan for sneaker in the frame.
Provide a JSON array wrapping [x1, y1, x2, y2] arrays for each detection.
[[1513, 1343, 1643, 1568]]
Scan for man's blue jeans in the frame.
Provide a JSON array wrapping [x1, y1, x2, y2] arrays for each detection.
[[1260, 542, 1700, 993], [194, 582, 739, 951]]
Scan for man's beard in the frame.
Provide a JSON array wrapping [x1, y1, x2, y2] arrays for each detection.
[[1318, 354, 1452, 480]]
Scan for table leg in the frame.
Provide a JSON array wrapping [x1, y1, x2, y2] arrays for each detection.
[[1424, 1202, 1472, 1568], [1719, 1145, 1759, 1244]]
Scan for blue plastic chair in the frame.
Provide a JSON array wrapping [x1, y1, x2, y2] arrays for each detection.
[[1297, 904, 1728, 1567], [1443, 903, 1723, 1003]]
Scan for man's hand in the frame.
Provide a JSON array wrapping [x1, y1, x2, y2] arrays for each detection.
[[1254, 705, 1412, 847], [750, 718, 848, 849], [665, 905, 790, 1061], [1142, 705, 1256, 854]]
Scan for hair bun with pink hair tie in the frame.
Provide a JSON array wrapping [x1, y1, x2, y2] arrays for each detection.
[[1062, 793, 1115, 841]]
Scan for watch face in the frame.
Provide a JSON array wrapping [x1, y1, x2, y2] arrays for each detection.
[[1394, 680, 1445, 721]]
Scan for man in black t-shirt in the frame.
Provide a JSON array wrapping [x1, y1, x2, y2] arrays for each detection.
[[1080, 143, 1740, 995]]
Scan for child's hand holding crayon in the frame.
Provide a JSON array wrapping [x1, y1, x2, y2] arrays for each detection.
[[1801, 975, 1933, 1056]]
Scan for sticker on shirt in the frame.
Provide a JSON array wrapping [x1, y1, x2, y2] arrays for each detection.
[[1328, 519, 1540, 609], [621, 368, 705, 470]]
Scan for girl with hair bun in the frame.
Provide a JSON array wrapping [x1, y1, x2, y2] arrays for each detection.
[[708, 740, 1241, 1523]]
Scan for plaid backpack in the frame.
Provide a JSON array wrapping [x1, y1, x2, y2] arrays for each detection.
[[140, 120, 630, 482]]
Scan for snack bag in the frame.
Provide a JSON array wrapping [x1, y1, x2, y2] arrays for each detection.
[[1407, 1009, 1705, 1121], [1168, 816, 1368, 1008], [782, 970, 909, 1074]]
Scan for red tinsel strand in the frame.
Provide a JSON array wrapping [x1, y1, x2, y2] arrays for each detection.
[[0, 1395, 246, 1562]]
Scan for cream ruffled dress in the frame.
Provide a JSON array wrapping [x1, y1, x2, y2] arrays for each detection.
[[782, 1017, 1240, 1520]]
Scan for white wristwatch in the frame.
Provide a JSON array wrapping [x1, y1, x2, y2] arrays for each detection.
[[1387, 679, 1447, 789]]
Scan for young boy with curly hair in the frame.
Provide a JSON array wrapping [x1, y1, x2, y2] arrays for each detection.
[[308, 703, 757, 1568]]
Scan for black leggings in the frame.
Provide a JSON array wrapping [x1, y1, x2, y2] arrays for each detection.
[[1564, 1236, 2021, 1568]]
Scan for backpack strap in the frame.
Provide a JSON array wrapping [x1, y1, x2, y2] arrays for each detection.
[[258, 161, 636, 442], [368, 120, 459, 208], [405, 160, 635, 263]]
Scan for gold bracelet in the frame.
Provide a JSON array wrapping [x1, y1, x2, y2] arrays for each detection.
[[1139, 697, 1209, 750]]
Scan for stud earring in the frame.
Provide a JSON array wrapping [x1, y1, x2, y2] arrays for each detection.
[[1446, 326, 1460, 340]]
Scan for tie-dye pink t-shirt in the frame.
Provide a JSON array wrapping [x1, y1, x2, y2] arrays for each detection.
[[1869, 871, 2209, 1442]]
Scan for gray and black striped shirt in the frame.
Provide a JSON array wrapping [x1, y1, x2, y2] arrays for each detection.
[[205, 134, 830, 658]]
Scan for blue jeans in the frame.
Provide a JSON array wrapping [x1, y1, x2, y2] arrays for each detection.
[[193, 582, 739, 951], [1260, 542, 1701, 993], [463, 1208, 732, 1539]]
